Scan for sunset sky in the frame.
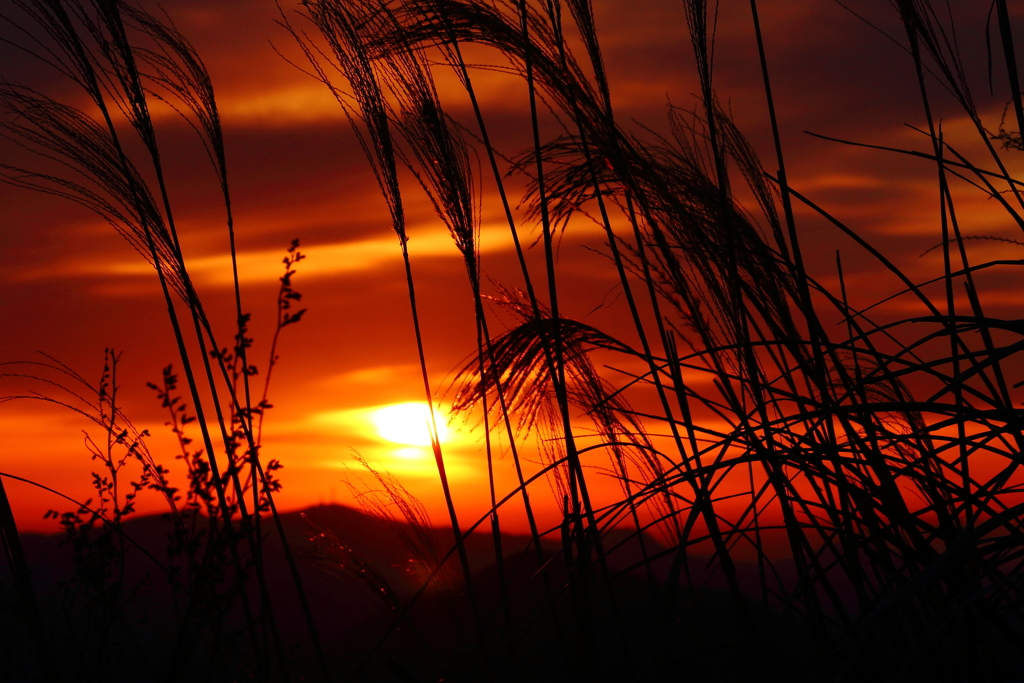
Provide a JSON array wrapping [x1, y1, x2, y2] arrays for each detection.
[[2, 0, 1022, 532]]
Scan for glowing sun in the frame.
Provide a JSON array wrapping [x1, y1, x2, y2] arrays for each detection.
[[370, 402, 450, 446]]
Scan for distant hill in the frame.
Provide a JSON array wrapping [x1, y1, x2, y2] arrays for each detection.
[[0, 504, 818, 682], [0, 505, 688, 679]]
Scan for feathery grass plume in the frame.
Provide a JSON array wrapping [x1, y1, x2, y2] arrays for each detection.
[[355, 0, 803, 670], [5, 0, 1024, 679], [292, 0, 485, 639], [373, 0, 604, 123], [351, 1, 1024, 678], [299, 1, 615, 666], [379, 0, 608, 506], [0, 85, 186, 298], [894, 0, 1024, 219], [380, 5, 563, 567], [509, 10, 611, 645], [450, 290, 662, 512], [0, 246, 317, 678], [119, 5, 288, 585], [344, 453, 441, 575], [510, 112, 801, 352], [367, 0, 540, 637], [328, 0, 1023, 678], [0, 2, 333, 678]]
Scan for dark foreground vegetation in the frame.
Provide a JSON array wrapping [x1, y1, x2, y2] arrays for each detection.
[[3, 0, 1024, 681], [2, 504, 807, 681]]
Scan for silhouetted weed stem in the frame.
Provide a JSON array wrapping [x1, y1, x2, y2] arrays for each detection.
[[127, 10, 282, 646], [0, 2, 340, 678], [0, 473, 53, 679], [22, 3, 272, 671]]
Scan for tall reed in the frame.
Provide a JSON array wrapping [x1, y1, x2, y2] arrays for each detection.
[[4, 0, 1024, 680], [1, 1, 327, 679], [293, 0, 1024, 679]]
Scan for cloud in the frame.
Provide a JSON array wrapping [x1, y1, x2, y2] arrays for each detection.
[[13, 223, 537, 288]]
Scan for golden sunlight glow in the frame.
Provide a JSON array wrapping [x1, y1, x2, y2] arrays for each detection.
[[392, 447, 430, 460], [370, 402, 450, 447]]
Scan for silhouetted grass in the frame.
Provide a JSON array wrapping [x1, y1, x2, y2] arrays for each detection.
[[292, 1, 1024, 680], [1, 1, 326, 679], [3, 0, 1024, 681]]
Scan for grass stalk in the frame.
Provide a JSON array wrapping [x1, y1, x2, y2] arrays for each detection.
[[995, 0, 1024, 141], [0, 476, 53, 680]]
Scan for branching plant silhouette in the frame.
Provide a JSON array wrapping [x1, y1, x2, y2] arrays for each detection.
[[2, 0, 1024, 681]]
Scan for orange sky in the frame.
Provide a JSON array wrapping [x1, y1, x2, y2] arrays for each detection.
[[2, 0, 1023, 533]]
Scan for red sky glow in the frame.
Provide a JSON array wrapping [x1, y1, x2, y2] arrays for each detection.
[[3, 0, 1023, 535]]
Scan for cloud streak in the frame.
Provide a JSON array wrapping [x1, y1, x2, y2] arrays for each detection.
[[12, 223, 564, 288]]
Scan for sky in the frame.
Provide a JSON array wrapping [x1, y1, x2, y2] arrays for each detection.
[[2, 0, 1023, 533]]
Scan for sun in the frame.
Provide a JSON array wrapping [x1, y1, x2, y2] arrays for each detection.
[[370, 402, 450, 447]]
